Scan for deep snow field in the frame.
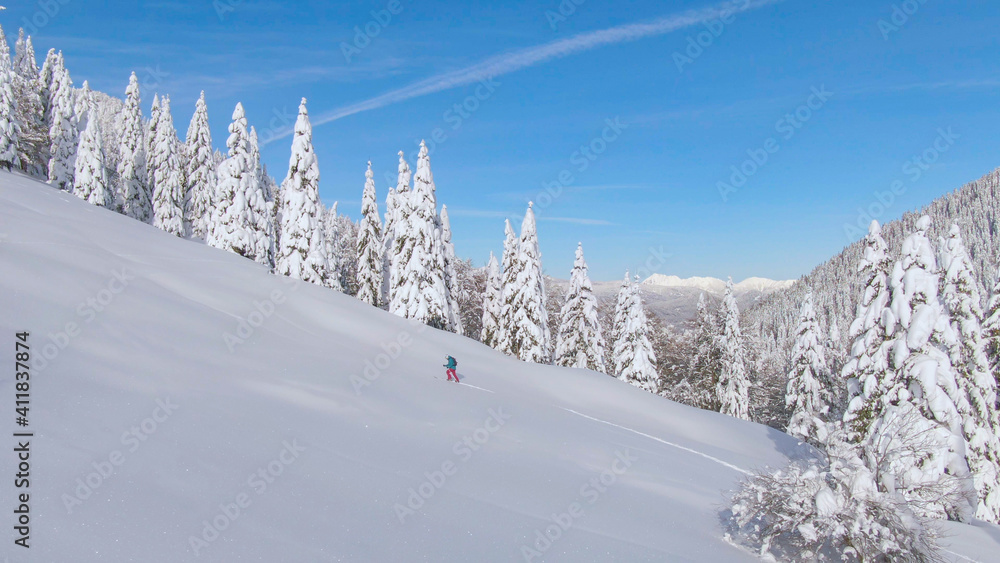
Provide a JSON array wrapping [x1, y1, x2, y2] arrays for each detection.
[[2, 170, 999, 562]]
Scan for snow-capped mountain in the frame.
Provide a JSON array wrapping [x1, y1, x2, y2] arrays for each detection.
[[642, 274, 796, 295]]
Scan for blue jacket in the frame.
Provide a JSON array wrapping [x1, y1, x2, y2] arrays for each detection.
[[445, 356, 457, 369]]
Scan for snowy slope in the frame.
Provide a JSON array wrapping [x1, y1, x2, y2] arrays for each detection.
[[1, 171, 998, 562]]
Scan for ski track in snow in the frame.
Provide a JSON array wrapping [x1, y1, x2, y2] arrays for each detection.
[[943, 548, 982, 563], [562, 408, 752, 476]]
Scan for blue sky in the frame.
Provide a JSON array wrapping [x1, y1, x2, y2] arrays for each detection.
[[5, 0, 1000, 281]]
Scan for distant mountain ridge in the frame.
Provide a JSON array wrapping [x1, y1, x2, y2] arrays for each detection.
[[642, 274, 796, 295]]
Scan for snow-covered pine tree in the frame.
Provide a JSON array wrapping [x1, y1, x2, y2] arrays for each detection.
[[866, 215, 977, 522], [382, 151, 410, 307], [499, 203, 551, 363], [938, 223, 1000, 523], [481, 252, 502, 348], [355, 161, 383, 306], [785, 290, 832, 445], [321, 202, 344, 292], [38, 48, 57, 126], [146, 94, 160, 181], [184, 91, 215, 239], [249, 126, 275, 267], [495, 219, 520, 356], [555, 243, 607, 372], [117, 73, 150, 222], [274, 98, 328, 286], [608, 271, 632, 375], [0, 25, 19, 172], [611, 273, 657, 390], [842, 220, 894, 435], [10, 29, 46, 177], [46, 52, 77, 189], [440, 205, 464, 334], [208, 103, 273, 267], [388, 141, 450, 328], [689, 293, 722, 411], [984, 267, 1000, 399], [717, 278, 751, 420], [71, 95, 111, 207], [149, 96, 185, 237], [825, 316, 846, 398], [73, 80, 91, 131]]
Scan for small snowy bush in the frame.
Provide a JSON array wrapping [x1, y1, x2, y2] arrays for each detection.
[[727, 430, 943, 562]]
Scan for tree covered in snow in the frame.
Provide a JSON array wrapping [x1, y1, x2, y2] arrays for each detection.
[[71, 95, 111, 208], [355, 161, 383, 306], [208, 103, 274, 267], [984, 267, 1000, 399], [865, 216, 977, 522], [38, 48, 58, 126], [323, 203, 356, 293], [184, 91, 215, 239], [388, 141, 451, 329], [499, 203, 551, 363], [10, 29, 46, 177], [382, 151, 411, 307], [938, 223, 1000, 523], [688, 293, 722, 411], [842, 221, 894, 435], [149, 96, 185, 237], [729, 427, 943, 562], [785, 290, 832, 445], [117, 72, 150, 222], [555, 243, 607, 373], [611, 274, 657, 390], [0, 26, 19, 172], [481, 252, 502, 348], [717, 278, 751, 420], [274, 99, 328, 286], [46, 52, 77, 190], [440, 205, 464, 334], [495, 219, 519, 355], [146, 94, 160, 179]]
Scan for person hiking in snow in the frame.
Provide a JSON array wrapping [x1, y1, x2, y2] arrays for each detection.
[[444, 355, 459, 382]]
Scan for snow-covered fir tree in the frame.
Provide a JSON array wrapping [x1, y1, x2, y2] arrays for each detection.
[[355, 161, 383, 306], [149, 96, 185, 237], [146, 94, 160, 182], [611, 274, 657, 390], [717, 278, 751, 420], [321, 202, 344, 292], [984, 267, 1000, 398], [688, 293, 722, 411], [388, 141, 451, 329], [0, 26, 19, 171], [38, 48, 57, 125], [865, 215, 977, 522], [71, 95, 111, 207], [499, 203, 550, 363], [440, 205, 464, 334], [842, 220, 894, 435], [208, 103, 274, 267], [46, 52, 77, 189], [10, 29, 46, 177], [785, 290, 832, 445], [184, 91, 215, 239], [496, 219, 519, 355], [555, 243, 607, 372], [274, 98, 328, 286], [938, 223, 1000, 523], [481, 252, 502, 348], [382, 151, 411, 306], [117, 72, 150, 222]]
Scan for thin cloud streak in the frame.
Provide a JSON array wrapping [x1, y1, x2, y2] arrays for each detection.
[[263, 0, 783, 145]]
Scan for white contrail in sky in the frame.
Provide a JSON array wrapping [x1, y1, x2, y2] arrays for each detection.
[[265, 0, 781, 145]]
